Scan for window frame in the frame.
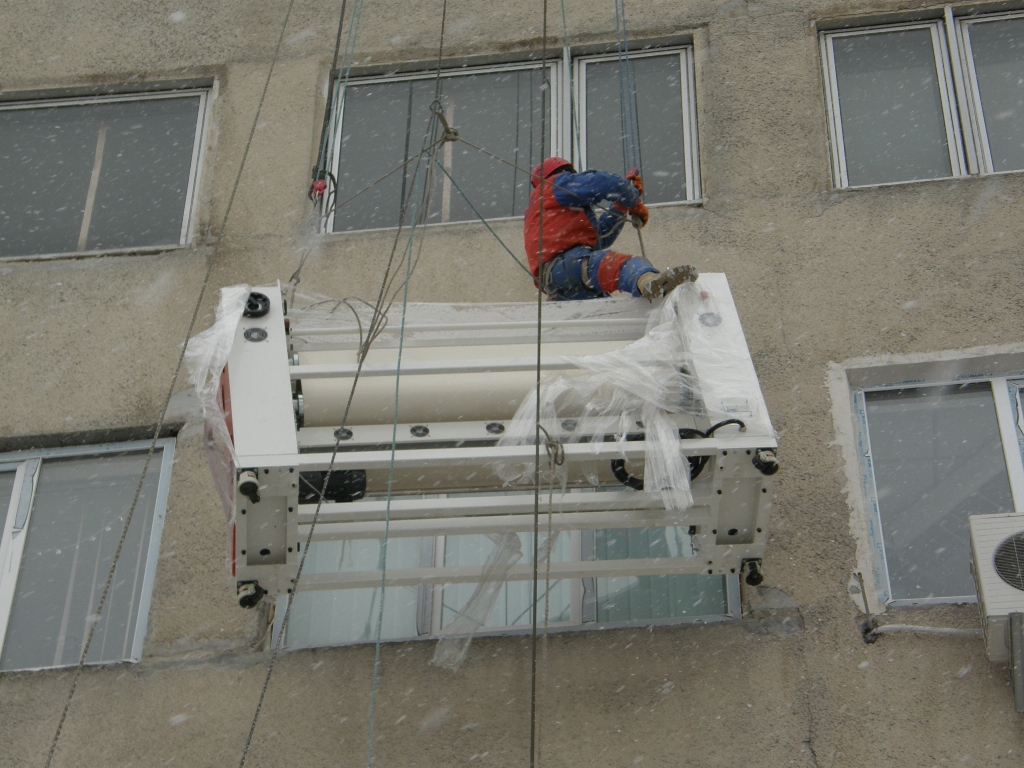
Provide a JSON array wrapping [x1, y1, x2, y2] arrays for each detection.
[[573, 45, 701, 204], [0, 89, 210, 261], [820, 20, 968, 189], [955, 9, 1024, 175], [274, 527, 741, 649], [324, 60, 563, 235], [832, 349, 1024, 611], [0, 439, 174, 671]]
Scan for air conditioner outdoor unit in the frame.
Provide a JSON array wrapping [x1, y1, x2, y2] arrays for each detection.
[[968, 513, 1024, 712]]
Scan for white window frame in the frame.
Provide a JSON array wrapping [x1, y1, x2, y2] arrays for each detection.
[[275, 555, 740, 649], [820, 21, 968, 189], [831, 347, 1024, 611], [955, 10, 1024, 175], [0, 439, 174, 670], [573, 46, 702, 203], [325, 61, 563, 234], [0, 89, 210, 261]]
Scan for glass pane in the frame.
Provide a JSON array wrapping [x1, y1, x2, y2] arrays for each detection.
[[0, 470, 16, 531], [441, 533, 572, 630], [585, 54, 689, 203], [0, 96, 201, 257], [1008, 380, 1024, 471], [284, 538, 425, 647], [593, 527, 728, 622], [967, 18, 1024, 172], [832, 29, 953, 186], [865, 384, 1014, 602], [0, 452, 163, 671], [333, 68, 548, 232]]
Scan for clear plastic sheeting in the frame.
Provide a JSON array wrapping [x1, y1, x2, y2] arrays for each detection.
[[431, 531, 523, 671], [493, 279, 773, 509], [184, 284, 250, 522]]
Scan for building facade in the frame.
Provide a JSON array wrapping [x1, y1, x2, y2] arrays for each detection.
[[2, 0, 1024, 764]]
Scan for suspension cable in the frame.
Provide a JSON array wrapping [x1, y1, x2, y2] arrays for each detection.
[[530, 2, 549, 765], [42, 3, 300, 768], [431, 157, 532, 276]]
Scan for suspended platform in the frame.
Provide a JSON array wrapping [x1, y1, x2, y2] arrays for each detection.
[[216, 275, 778, 623]]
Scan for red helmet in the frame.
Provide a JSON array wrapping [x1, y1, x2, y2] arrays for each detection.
[[531, 157, 574, 187]]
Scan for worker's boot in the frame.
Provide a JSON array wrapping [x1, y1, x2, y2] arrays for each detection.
[[637, 265, 699, 300]]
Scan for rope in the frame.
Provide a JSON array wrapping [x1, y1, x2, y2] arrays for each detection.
[[312, 0, 350, 183], [613, 0, 640, 174], [42, 3, 300, 767], [535, 425, 564, 768], [559, 0, 581, 164], [430, 157, 532, 276], [365, 4, 448, 764], [530, 2, 550, 765], [240, 109, 442, 768], [365, 148, 429, 768]]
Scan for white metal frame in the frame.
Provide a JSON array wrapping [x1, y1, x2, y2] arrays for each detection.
[[231, 277, 776, 644], [0, 89, 210, 260], [847, 366, 1024, 608], [956, 10, 1024, 175], [573, 46, 701, 202], [325, 61, 562, 234], [0, 440, 174, 670], [820, 21, 967, 189]]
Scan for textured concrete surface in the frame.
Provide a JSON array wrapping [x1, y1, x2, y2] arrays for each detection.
[[2, 0, 1024, 765]]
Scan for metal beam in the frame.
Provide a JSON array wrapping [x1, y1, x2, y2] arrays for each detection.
[[242, 435, 773, 471], [295, 557, 724, 590], [301, 509, 710, 539]]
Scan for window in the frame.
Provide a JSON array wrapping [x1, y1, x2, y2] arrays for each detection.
[[325, 46, 700, 232], [575, 48, 700, 203], [820, 10, 1024, 187], [0, 90, 208, 258], [958, 13, 1024, 173], [0, 441, 173, 671], [327, 63, 553, 232], [278, 525, 736, 649], [833, 350, 1024, 607], [822, 22, 965, 187]]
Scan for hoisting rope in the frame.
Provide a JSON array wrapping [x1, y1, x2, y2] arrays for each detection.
[[309, 0, 349, 202], [241, 112, 444, 768], [559, 0, 581, 164], [530, 1, 550, 765], [42, 3, 301, 768], [614, 0, 642, 177]]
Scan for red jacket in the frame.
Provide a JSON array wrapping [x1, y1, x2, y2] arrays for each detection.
[[523, 170, 639, 276]]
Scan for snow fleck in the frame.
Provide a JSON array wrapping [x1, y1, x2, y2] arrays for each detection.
[[858, 661, 870, 670], [168, 714, 189, 726], [168, 11, 186, 23], [958, 666, 972, 678]]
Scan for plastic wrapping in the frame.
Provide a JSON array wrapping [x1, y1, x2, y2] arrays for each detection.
[[431, 531, 523, 670], [494, 283, 709, 511], [184, 284, 251, 522]]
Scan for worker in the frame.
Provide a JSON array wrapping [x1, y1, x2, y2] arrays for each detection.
[[523, 157, 698, 301]]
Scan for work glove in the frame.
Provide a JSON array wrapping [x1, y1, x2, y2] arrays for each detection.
[[626, 168, 644, 197], [629, 201, 649, 228]]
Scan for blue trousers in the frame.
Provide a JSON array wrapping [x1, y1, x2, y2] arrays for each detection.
[[541, 246, 657, 301]]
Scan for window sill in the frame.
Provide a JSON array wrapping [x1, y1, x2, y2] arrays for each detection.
[[323, 198, 704, 237], [0, 243, 192, 264], [832, 168, 1024, 192]]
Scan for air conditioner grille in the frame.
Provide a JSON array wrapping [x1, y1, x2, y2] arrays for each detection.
[[993, 533, 1024, 591]]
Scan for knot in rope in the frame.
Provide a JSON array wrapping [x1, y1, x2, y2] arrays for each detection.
[[537, 425, 565, 470], [430, 99, 460, 143]]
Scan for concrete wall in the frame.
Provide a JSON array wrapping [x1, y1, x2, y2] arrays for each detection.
[[2, 0, 1023, 765]]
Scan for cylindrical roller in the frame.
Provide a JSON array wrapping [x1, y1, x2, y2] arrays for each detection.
[[300, 340, 629, 426]]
